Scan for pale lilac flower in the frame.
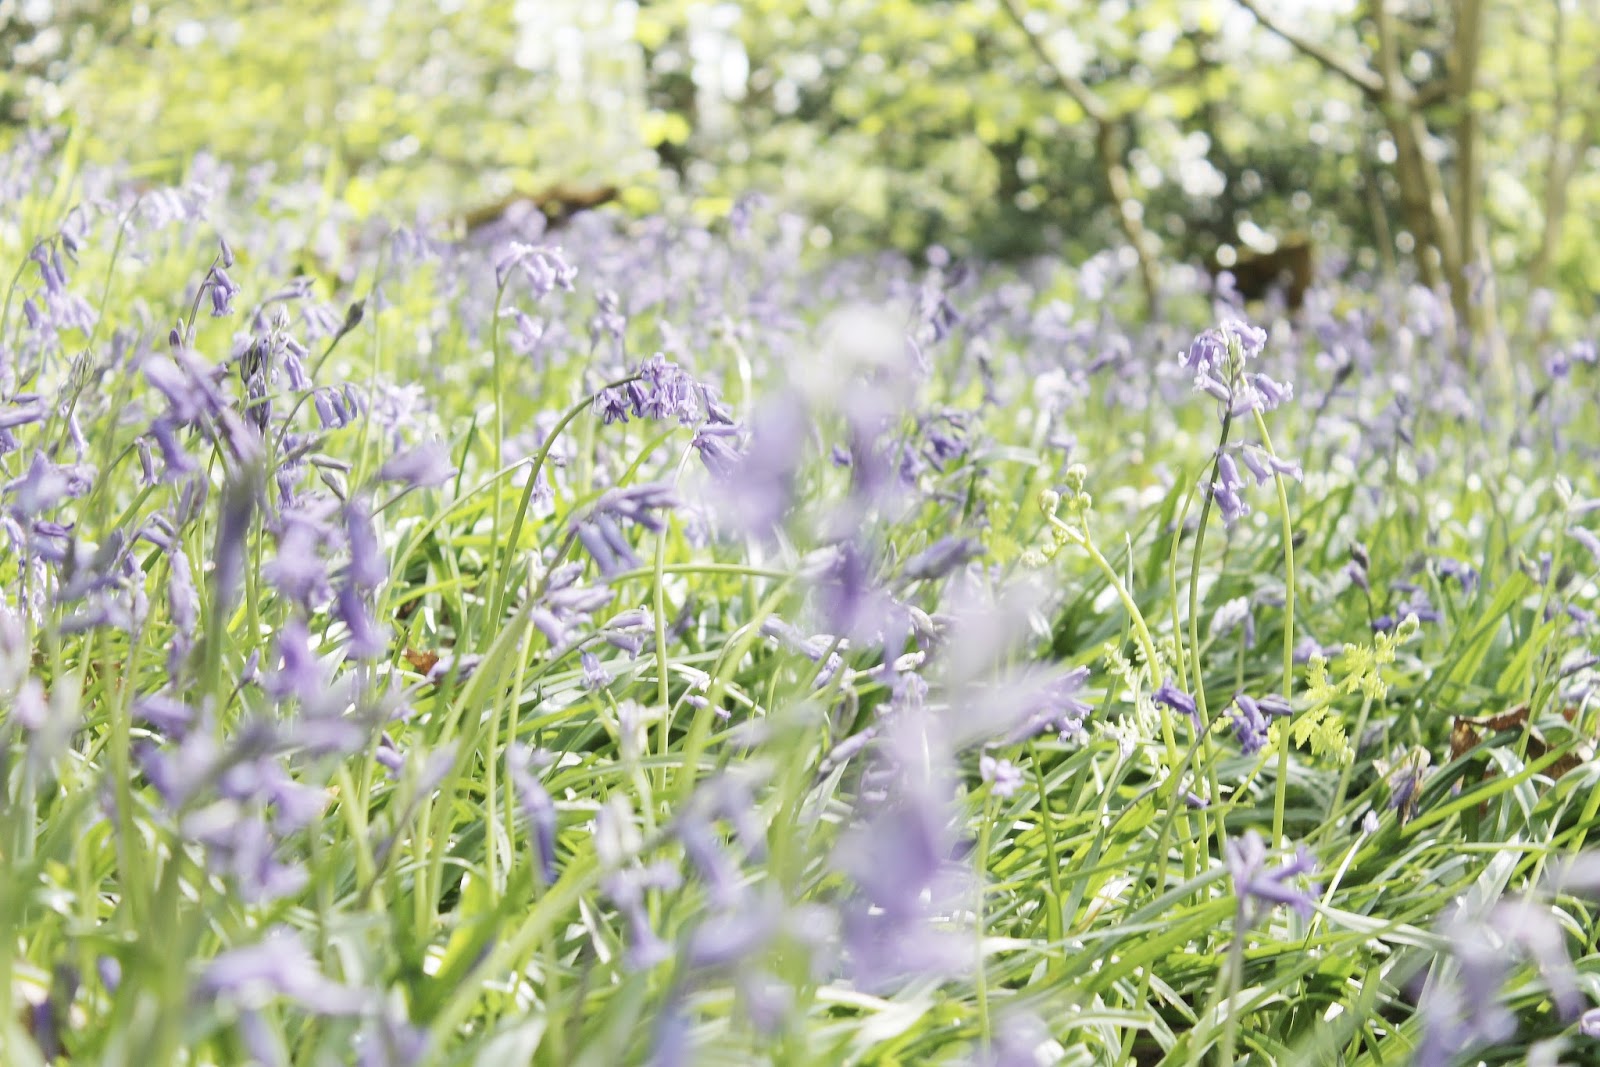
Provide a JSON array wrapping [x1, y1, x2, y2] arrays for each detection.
[[334, 583, 388, 660], [378, 442, 455, 489], [212, 473, 259, 610], [902, 537, 981, 581], [344, 498, 385, 590], [1238, 445, 1302, 486], [208, 266, 240, 317], [1210, 596, 1255, 648], [581, 651, 612, 690], [1152, 679, 1200, 729], [690, 422, 742, 479], [1569, 527, 1600, 569], [494, 243, 577, 295], [1227, 829, 1319, 925], [1229, 693, 1289, 755], [507, 744, 559, 883], [979, 755, 1023, 798], [1212, 453, 1250, 526], [198, 928, 366, 1014]]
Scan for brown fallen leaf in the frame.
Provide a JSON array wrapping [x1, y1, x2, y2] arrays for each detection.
[[403, 647, 440, 675]]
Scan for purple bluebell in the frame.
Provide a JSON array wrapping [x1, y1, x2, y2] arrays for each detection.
[[836, 796, 973, 988], [1249, 372, 1293, 410], [1568, 527, 1600, 569], [1227, 829, 1319, 925], [1008, 665, 1096, 742], [501, 307, 547, 357], [1211, 452, 1250, 526], [334, 583, 388, 660], [1210, 596, 1256, 648], [706, 396, 810, 536], [208, 266, 240, 317], [133, 692, 195, 735], [1385, 759, 1428, 821], [357, 1013, 429, 1067], [1181, 328, 1228, 377], [1229, 692, 1289, 755], [1293, 636, 1344, 663], [265, 504, 336, 608], [1238, 445, 1302, 486], [0, 401, 44, 431], [5, 452, 88, 517], [423, 654, 482, 685], [212, 473, 259, 610], [531, 563, 615, 647], [344, 498, 385, 590], [678, 817, 744, 910], [1152, 679, 1201, 729], [572, 485, 678, 577], [630, 353, 701, 424], [507, 744, 559, 883], [601, 608, 653, 656], [685, 898, 782, 970], [1397, 588, 1442, 624], [979, 754, 1023, 798], [690, 422, 743, 479], [198, 928, 367, 1014], [593, 389, 631, 425], [378, 442, 455, 489], [902, 537, 981, 581], [580, 651, 612, 690], [494, 243, 577, 295]]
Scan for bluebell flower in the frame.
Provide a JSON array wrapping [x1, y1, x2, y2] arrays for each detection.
[[1211, 452, 1251, 526], [1238, 445, 1302, 486], [0, 401, 44, 431], [580, 651, 612, 690], [500, 307, 547, 357], [979, 755, 1023, 797], [507, 744, 559, 883], [212, 472, 260, 611], [690, 422, 742, 479], [1210, 596, 1256, 648], [1568, 527, 1600, 569], [494, 242, 577, 295], [1229, 692, 1289, 755], [334, 583, 388, 660], [601, 608, 653, 656], [685, 898, 782, 970], [1152, 679, 1200, 730], [208, 266, 240, 317], [902, 537, 981, 581], [378, 442, 455, 489], [344, 498, 385, 590], [1007, 665, 1096, 742], [198, 928, 367, 1014], [1226, 829, 1319, 926]]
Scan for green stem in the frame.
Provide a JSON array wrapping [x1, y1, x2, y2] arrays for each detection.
[[1216, 914, 1247, 1066], [1188, 412, 1234, 860], [486, 375, 641, 628], [975, 793, 997, 1055], [1253, 410, 1298, 847]]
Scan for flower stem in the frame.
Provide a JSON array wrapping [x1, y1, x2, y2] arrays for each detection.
[[1253, 409, 1297, 847]]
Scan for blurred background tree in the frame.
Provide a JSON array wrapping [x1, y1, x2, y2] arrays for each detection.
[[2, 0, 1596, 323]]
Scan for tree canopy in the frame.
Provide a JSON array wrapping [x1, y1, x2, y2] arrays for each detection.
[[6, 0, 1597, 322]]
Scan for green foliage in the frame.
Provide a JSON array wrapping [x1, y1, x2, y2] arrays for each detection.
[[5, 0, 1596, 314]]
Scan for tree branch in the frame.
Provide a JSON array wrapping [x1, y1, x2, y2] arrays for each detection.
[[996, 0, 1160, 315], [1233, 0, 1387, 99], [995, 0, 1111, 125]]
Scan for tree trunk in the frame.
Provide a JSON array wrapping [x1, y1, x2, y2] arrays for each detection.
[[1095, 120, 1163, 318]]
